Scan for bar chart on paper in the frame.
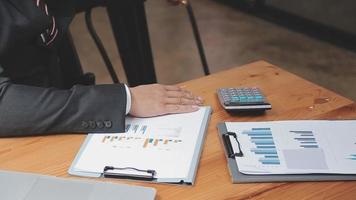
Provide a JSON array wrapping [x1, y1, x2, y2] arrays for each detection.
[[235, 126, 329, 174], [98, 121, 186, 151], [348, 154, 356, 161], [97, 122, 186, 151], [125, 124, 148, 134], [125, 123, 183, 137], [100, 134, 183, 151], [242, 128, 280, 165], [347, 138, 356, 161], [69, 107, 212, 182], [227, 120, 356, 175], [290, 130, 319, 148]]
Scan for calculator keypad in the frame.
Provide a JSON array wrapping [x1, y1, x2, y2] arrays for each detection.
[[220, 88, 266, 105]]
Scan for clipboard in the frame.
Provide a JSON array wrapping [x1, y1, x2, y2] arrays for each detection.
[[69, 107, 212, 185], [217, 123, 356, 183]]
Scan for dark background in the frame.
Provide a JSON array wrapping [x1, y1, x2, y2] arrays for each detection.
[[70, 0, 356, 100]]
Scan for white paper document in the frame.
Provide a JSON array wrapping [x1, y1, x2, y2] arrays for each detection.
[[225, 120, 356, 175], [72, 107, 210, 180]]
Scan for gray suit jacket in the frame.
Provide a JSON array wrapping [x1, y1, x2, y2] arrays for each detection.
[[0, 0, 127, 137], [0, 65, 127, 137]]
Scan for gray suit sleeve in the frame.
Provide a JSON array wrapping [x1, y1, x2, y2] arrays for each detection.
[[0, 77, 127, 137]]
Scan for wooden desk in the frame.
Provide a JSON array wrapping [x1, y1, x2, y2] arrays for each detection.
[[1, 61, 355, 199]]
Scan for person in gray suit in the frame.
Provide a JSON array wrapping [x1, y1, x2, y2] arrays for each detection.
[[0, 0, 203, 137]]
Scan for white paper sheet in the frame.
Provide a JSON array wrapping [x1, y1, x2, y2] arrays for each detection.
[[73, 107, 209, 179], [226, 120, 356, 175]]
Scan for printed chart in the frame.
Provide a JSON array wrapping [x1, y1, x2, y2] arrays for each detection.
[[100, 134, 183, 151], [98, 123, 186, 151], [241, 128, 280, 165], [71, 107, 211, 180], [290, 130, 319, 148], [124, 123, 182, 137], [228, 120, 356, 175], [348, 154, 356, 161], [349, 138, 356, 161], [125, 124, 148, 134]]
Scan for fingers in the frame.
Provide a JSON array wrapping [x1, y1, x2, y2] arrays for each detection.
[[164, 97, 201, 105], [166, 90, 193, 99], [165, 104, 200, 114], [163, 85, 203, 100], [164, 85, 182, 91], [164, 87, 204, 105], [163, 85, 203, 114]]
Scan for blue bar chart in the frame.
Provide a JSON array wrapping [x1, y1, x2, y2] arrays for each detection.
[[351, 139, 356, 160], [125, 124, 148, 134], [290, 130, 319, 148], [348, 154, 356, 161], [242, 128, 280, 165]]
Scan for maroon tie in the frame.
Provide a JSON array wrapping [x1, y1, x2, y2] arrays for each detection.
[[34, 0, 58, 46]]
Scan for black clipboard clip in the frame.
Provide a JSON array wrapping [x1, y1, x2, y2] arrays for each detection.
[[103, 166, 156, 181], [222, 132, 244, 158]]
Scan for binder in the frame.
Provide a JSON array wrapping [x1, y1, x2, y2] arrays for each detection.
[[69, 107, 212, 185], [217, 123, 356, 183], [0, 170, 156, 200]]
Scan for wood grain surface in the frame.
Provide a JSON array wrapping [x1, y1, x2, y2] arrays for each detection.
[[1, 61, 355, 200]]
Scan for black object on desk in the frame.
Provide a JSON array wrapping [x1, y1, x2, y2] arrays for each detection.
[[217, 87, 272, 112], [103, 166, 156, 181], [222, 132, 244, 158]]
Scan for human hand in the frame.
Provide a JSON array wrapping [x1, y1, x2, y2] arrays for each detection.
[[129, 84, 204, 117]]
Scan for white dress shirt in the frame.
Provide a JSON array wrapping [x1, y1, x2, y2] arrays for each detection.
[[124, 84, 131, 115]]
